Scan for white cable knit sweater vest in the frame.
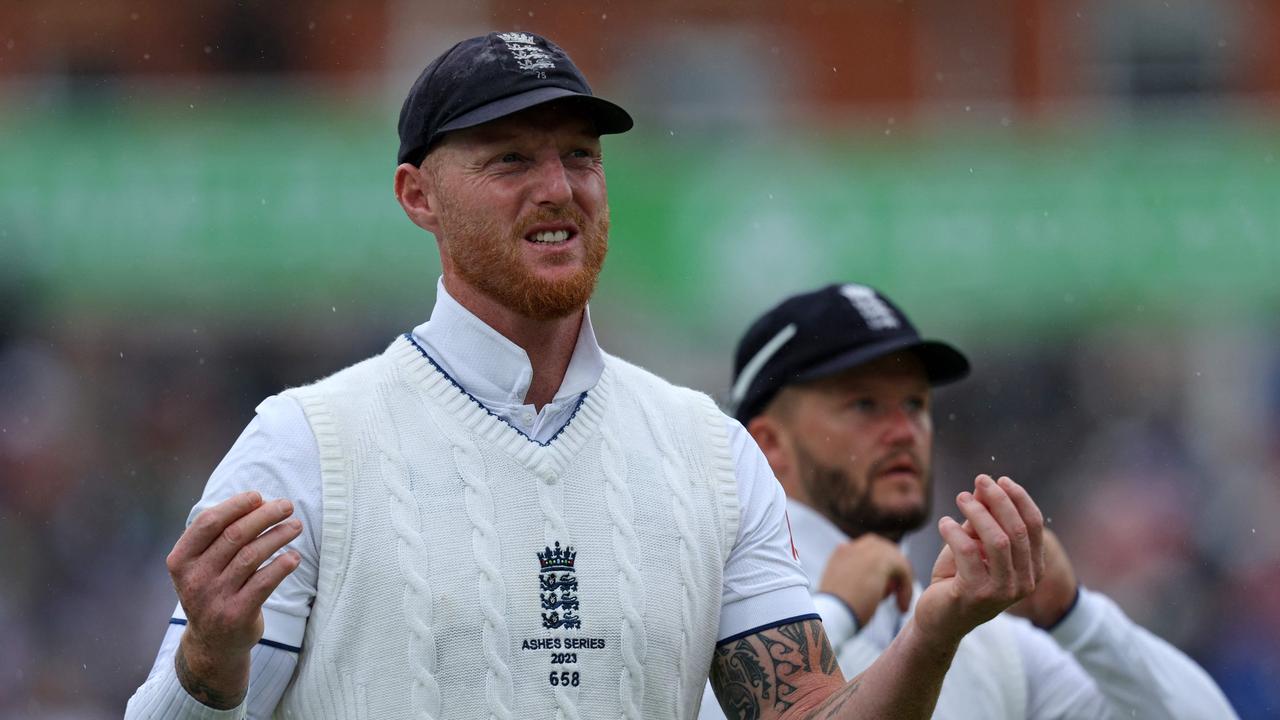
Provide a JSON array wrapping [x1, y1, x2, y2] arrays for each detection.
[[276, 335, 739, 720]]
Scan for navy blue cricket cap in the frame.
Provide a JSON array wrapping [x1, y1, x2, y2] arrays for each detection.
[[730, 283, 971, 424], [397, 31, 634, 167]]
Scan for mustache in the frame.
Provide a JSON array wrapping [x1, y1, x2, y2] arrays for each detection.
[[867, 450, 924, 479], [514, 206, 591, 236]]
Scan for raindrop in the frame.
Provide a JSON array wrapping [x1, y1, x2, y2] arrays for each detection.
[[331, 306, 337, 313], [767, 193, 774, 200], [1252, 528, 1257, 534], [528, 10, 534, 17], [143, 53, 151, 60], [308, 21, 316, 31], [832, 66, 837, 73], [990, 455, 996, 461], [119, 351, 125, 358], [669, 130, 675, 136], [964, 105, 971, 112], [130, 12, 139, 20], [261, 198, 267, 206], [1217, 39, 1227, 48], [203, 45, 213, 54], [601, 13, 607, 20], [1000, 116, 1011, 127]]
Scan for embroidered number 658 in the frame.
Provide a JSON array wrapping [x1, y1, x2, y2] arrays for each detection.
[[549, 671, 580, 687]]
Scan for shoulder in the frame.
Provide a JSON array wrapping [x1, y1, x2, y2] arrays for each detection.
[[602, 352, 717, 407], [282, 342, 398, 409]]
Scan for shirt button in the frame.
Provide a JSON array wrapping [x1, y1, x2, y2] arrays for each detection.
[[522, 412, 534, 424], [542, 472, 557, 485]]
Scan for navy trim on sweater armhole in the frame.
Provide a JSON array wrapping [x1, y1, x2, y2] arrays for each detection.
[[168, 617, 302, 654], [715, 613, 823, 646]]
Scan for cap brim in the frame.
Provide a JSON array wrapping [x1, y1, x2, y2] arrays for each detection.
[[794, 337, 970, 387], [437, 86, 633, 139]]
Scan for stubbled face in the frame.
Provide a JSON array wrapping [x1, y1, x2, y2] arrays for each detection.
[[772, 352, 934, 542], [424, 102, 609, 320]]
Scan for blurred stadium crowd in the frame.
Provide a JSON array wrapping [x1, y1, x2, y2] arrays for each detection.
[[2, 1, 1279, 717]]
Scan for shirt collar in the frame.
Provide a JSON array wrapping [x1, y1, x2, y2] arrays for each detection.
[[409, 277, 605, 407]]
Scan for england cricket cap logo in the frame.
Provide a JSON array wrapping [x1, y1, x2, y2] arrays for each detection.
[[498, 32, 557, 73]]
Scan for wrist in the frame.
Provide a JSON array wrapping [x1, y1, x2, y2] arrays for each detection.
[[176, 632, 251, 710], [1038, 584, 1082, 631], [899, 615, 962, 667]]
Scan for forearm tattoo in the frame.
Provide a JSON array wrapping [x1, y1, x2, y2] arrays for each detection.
[[174, 647, 246, 710], [709, 618, 841, 719]]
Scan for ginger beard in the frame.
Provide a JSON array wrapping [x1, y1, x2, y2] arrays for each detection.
[[793, 442, 932, 543], [437, 195, 609, 321]]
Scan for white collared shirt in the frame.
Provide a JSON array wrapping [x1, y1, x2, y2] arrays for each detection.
[[133, 279, 813, 719]]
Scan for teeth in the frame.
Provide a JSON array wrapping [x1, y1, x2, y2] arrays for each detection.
[[531, 230, 570, 244]]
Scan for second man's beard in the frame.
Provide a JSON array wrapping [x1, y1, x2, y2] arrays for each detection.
[[795, 444, 931, 544]]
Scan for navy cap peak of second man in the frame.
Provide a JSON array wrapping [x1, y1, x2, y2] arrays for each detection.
[[730, 283, 971, 425], [397, 31, 634, 167]]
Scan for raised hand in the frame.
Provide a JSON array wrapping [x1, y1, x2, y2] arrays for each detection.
[[1006, 527, 1079, 628], [165, 491, 303, 709], [913, 475, 1045, 647], [818, 534, 914, 627]]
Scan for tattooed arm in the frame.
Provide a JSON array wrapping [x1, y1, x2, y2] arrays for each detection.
[[709, 476, 1048, 719], [709, 619, 843, 719], [708, 618, 956, 720]]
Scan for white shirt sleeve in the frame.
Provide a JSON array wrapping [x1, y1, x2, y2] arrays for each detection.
[[126, 395, 323, 719], [1021, 587, 1238, 719], [716, 416, 816, 641]]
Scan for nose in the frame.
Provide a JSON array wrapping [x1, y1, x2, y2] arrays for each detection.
[[531, 157, 573, 208], [881, 406, 917, 447]]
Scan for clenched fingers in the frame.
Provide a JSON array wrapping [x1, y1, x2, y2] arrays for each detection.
[[241, 549, 302, 609], [203, 498, 297, 571], [222, 517, 304, 589], [974, 476, 1034, 592], [937, 515, 983, 582], [956, 485, 1016, 592], [997, 476, 1046, 584], [167, 491, 264, 570]]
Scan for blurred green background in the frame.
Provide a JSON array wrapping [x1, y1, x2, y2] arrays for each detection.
[[2, 1, 1279, 717]]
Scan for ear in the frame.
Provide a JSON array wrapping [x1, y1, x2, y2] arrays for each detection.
[[747, 414, 797, 490], [394, 161, 441, 234]]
